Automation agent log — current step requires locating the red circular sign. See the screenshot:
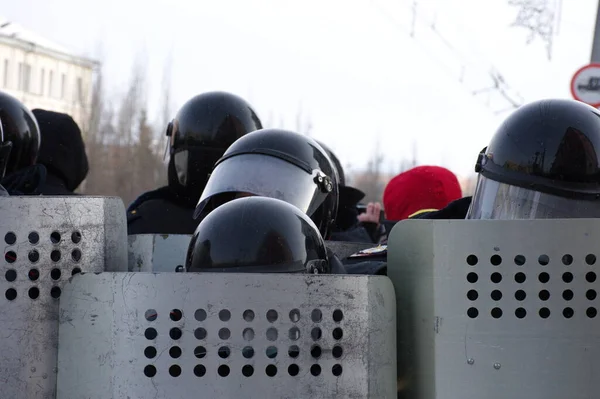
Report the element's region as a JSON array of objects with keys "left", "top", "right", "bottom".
[{"left": 570, "top": 63, "right": 600, "bottom": 108}]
